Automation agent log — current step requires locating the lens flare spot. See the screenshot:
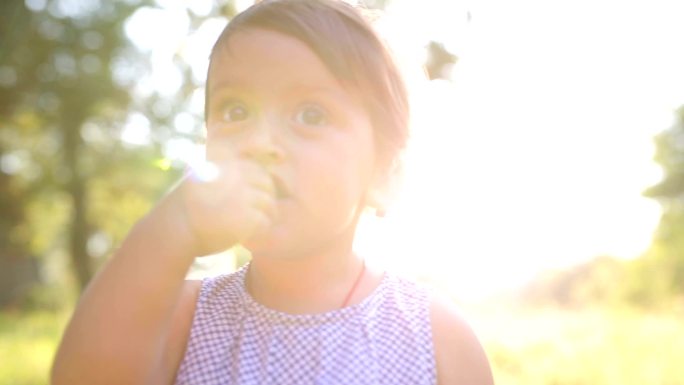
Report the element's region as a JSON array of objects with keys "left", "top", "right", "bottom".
[
  {"left": 188, "top": 160, "right": 219, "bottom": 182},
  {"left": 154, "top": 157, "right": 173, "bottom": 171}
]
